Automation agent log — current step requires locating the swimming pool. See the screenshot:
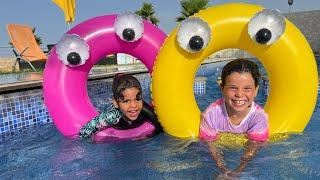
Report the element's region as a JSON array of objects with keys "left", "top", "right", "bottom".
[{"left": 0, "top": 60, "right": 319, "bottom": 179}]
